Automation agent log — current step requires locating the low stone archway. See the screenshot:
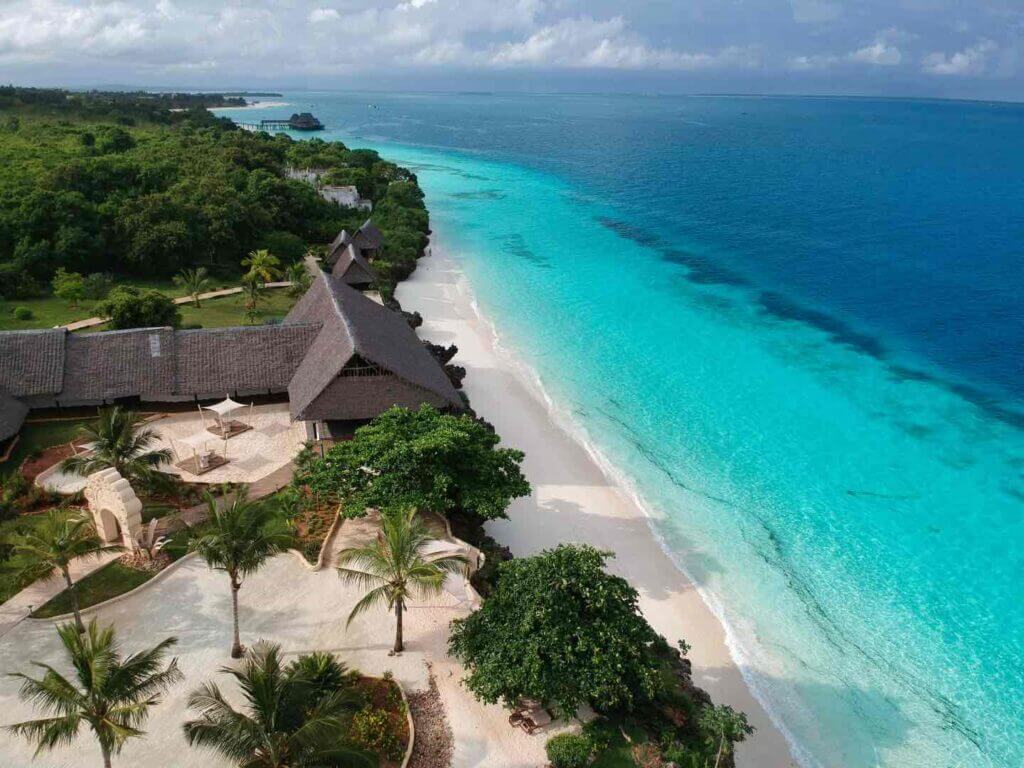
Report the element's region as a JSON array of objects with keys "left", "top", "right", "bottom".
[{"left": 83, "top": 468, "right": 142, "bottom": 550}]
